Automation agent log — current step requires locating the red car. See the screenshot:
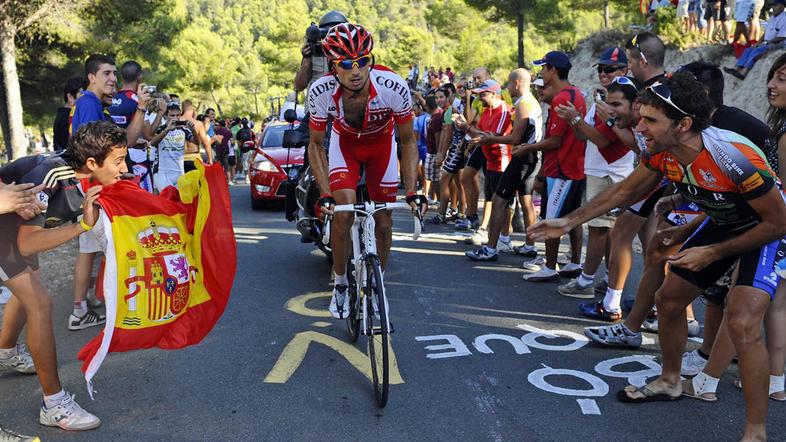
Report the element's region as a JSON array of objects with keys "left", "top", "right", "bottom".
[{"left": 249, "top": 121, "right": 305, "bottom": 210}]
